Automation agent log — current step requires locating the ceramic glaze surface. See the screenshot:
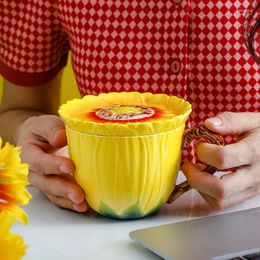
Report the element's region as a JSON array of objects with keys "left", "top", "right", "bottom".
[{"left": 59, "top": 92, "right": 191, "bottom": 219}]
